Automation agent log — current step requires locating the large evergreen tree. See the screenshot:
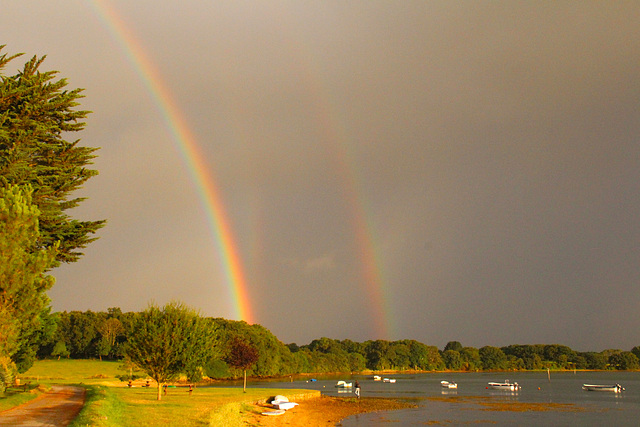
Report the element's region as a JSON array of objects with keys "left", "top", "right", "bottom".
[
  {"left": 0, "top": 185, "right": 57, "bottom": 373},
  {"left": 0, "top": 45, "right": 105, "bottom": 265}
]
